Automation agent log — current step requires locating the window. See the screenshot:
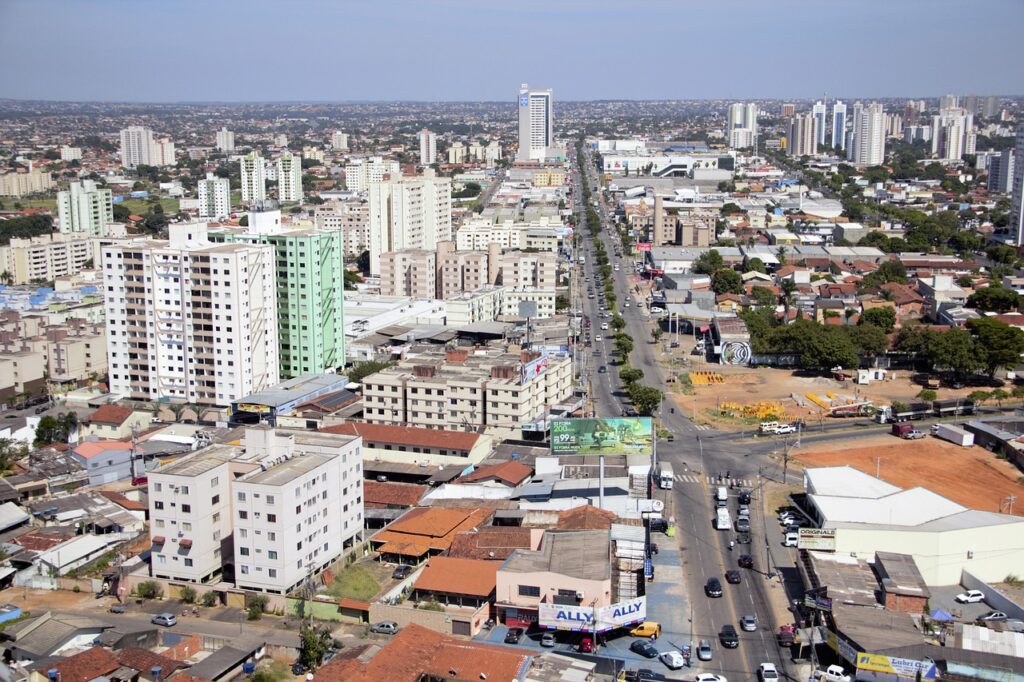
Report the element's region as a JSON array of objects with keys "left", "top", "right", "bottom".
[
  {"left": 154, "top": 483, "right": 162, "bottom": 492},
  {"left": 240, "top": 565, "right": 249, "bottom": 575},
  {"left": 268, "top": 569, "right": 277, "bottom": 578},
  {"left": 237, "top": 492, "right": 246, "bottom": 502},
  {"left": 154, "top": 501, "right": 164, "bottom": 510},
  {"left": 181, "top": 504, "right": 191, "bottom": 513},
  {"left": 240, "top": 547, "right": 250, "bottom": 556},
  {"left": 518, "top": 585, "right": 541, "bottom": 597},
  {"left": 180, "top": 485, "right": 190, "bottom": 494},
  {"left": 210, "top": 476, "right": 219, "bottom": 487},
  {"left": 268, "top": 551, "right": 278, "bottom": 560},
  {"left": 213, "top": 512, "right": 220, "bottom": 523},
  {"left": 266, "top": 495, "right": 275, "bottom": 504},
  {"left": 267, "top": 531, "right": 276, "bottom": 541},
  {"left": 267, "top": 514, "right": 277, "bottom": 523},
  {"left": 211, "top": 495, "right": 220, "bottom": 505},
  {"left": 239, "top": 529, "right": 248, "bottom": 538},
  {"left": 182, "top": 522, "right": 192, "bottom": 531},
  {"left": 184, "top": 558, "right": 193, "bottom": 567},
  {"left": 239, "top": 511, "right": 248, "bottom": 519},
  {"left": 157, "top": 555, "right": 166, "bottom": 565},
  {"left": 154, "top": 519, "right": 165, "bottom": 529}
]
